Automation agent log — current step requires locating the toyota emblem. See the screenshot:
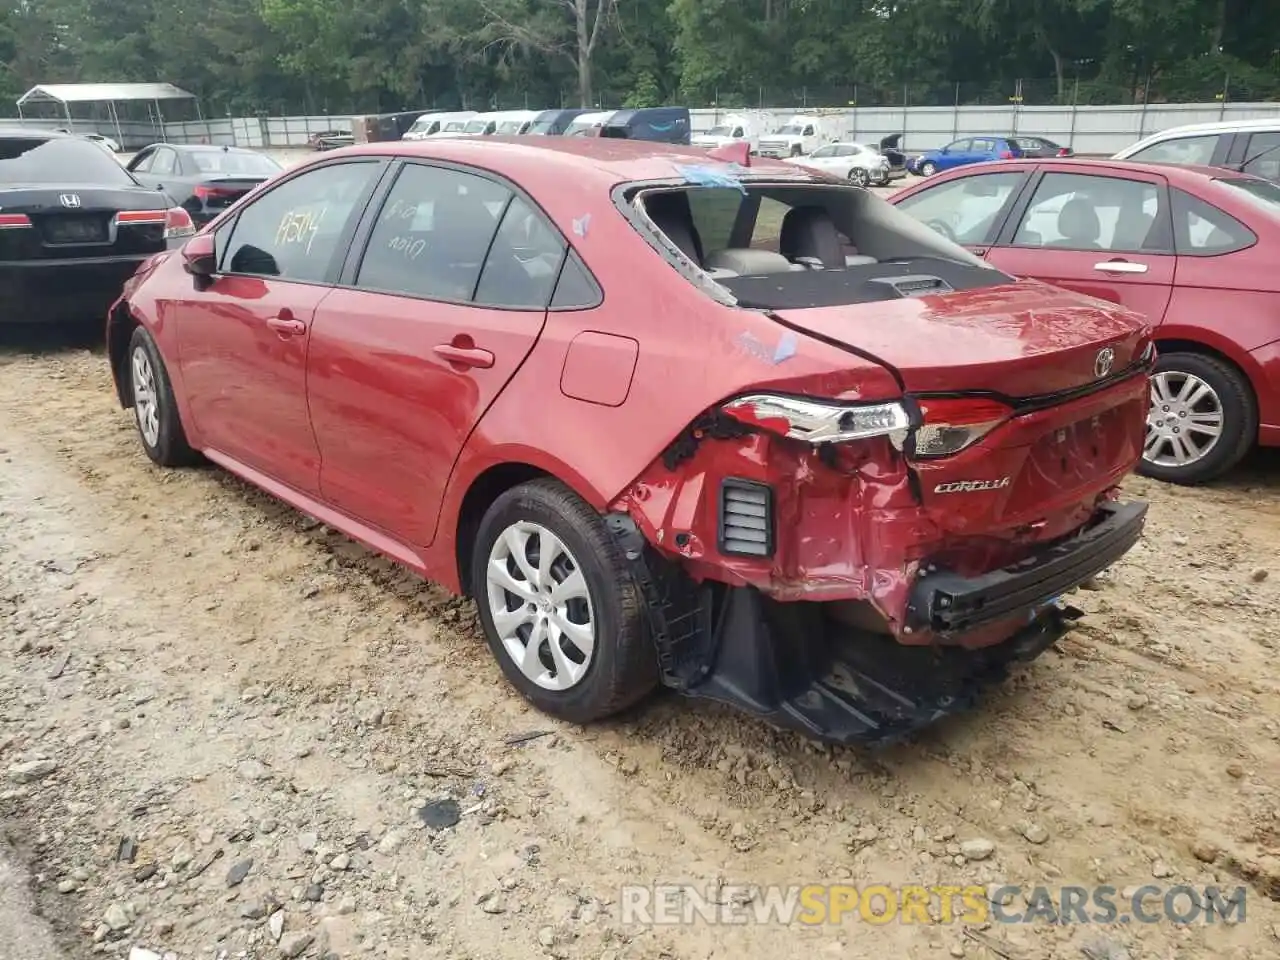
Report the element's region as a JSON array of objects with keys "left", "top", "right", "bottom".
[
  {"left": 59, "top": 194, "right": 81, "bottom": 208},
  {"left": 1094, "top": 346, "right": 1115, "bottom": 379}
]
